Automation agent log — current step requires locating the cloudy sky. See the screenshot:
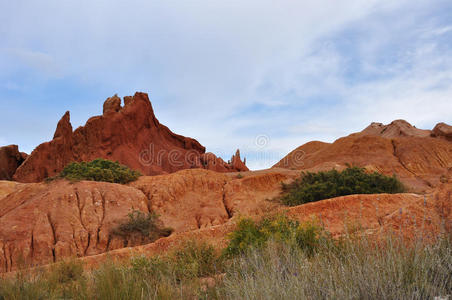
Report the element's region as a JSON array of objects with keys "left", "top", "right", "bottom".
[{"left": 1, "top": 0, "right": 451, "bottom": 169}]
